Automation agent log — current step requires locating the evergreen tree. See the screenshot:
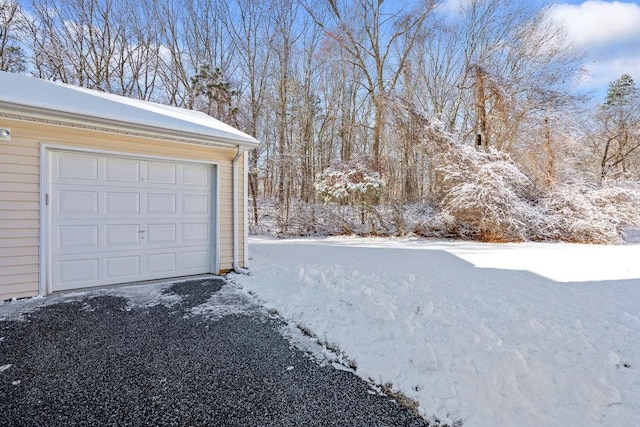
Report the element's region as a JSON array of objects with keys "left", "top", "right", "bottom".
[
  {"left": 604, "top": 74, "right": 638, "bottom": 107},
  {"left": 599, "top": 74, "right": 640, "bottom": 179},
  {"left": 189, "top": 64, "right": 238, "bottom": 125}
]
